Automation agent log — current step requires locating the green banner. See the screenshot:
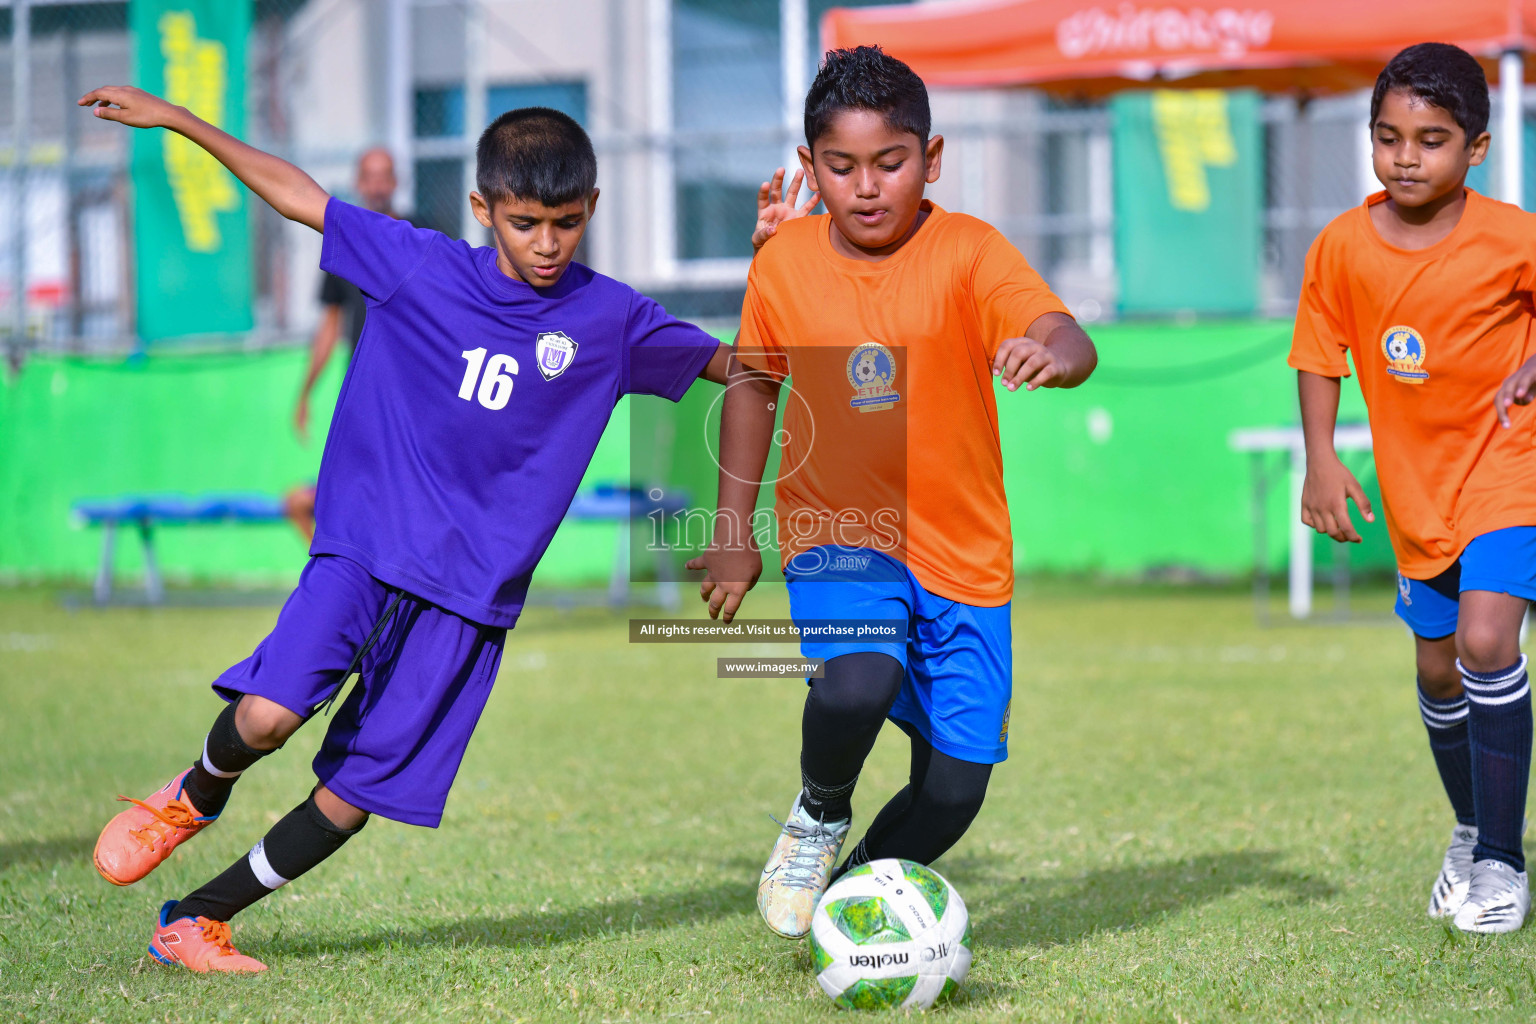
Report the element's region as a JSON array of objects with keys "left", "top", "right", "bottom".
[
  {"left": 130, "top": 0, "right": 252, "bottom": 341},
  {"left": 1112, "top": 89, "right": 1261, "bottom": 315}
]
